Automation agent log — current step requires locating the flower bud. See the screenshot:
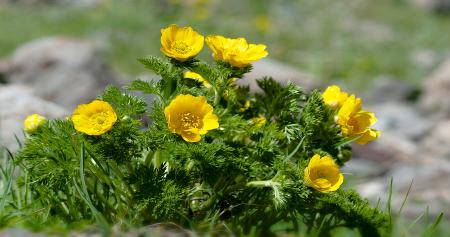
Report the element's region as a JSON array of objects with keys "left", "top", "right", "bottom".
[{"left": 24, "top": 114, "right": 46, "bottom": 134}]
